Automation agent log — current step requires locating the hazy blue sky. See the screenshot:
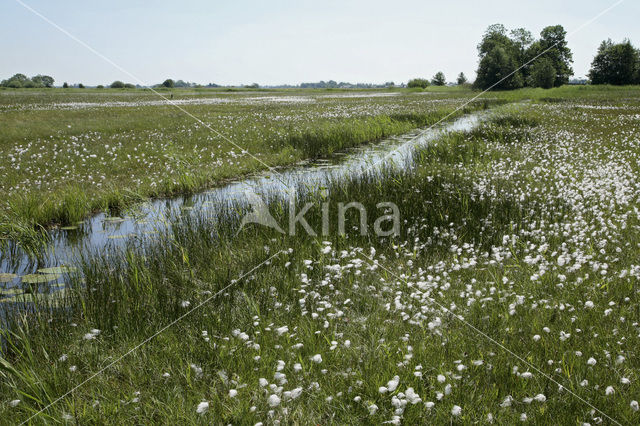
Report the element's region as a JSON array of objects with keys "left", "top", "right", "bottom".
[{"left": 1, "top": 0, "right": 638, "bottom": 86}]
